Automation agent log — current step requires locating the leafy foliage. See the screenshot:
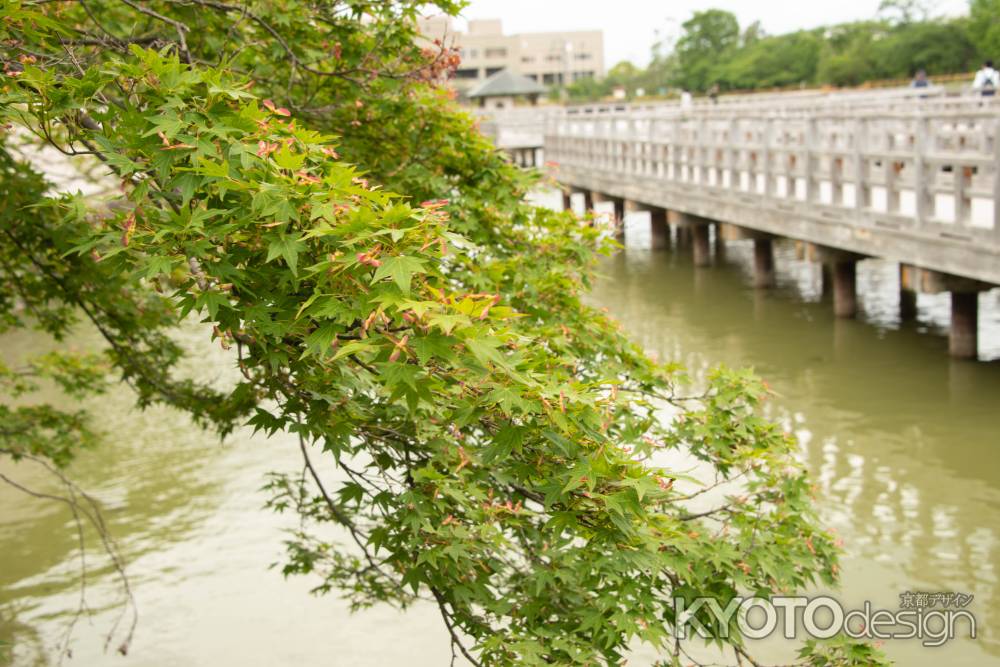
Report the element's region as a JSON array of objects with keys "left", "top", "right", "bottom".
[
  {"left": 798, "top": 636, "right": 892, "bottom": 666},
  {"left": 565, "top": 5, "right": 983, "bottom": 99},
  {"left": 0, "top": 2, "right": 888, "bottom": 665},
  {"left": 671, "top": 10, "right": 741, "bottom": 92},
  {"left": 969, "top": 0, "right": 1000, "bottom": 60}
]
